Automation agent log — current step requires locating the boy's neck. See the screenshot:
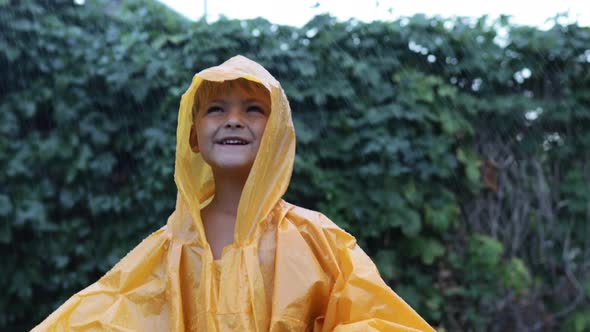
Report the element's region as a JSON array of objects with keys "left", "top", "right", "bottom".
[{"left": 208, "top": 169, "right": 250, "bottom": 216}]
